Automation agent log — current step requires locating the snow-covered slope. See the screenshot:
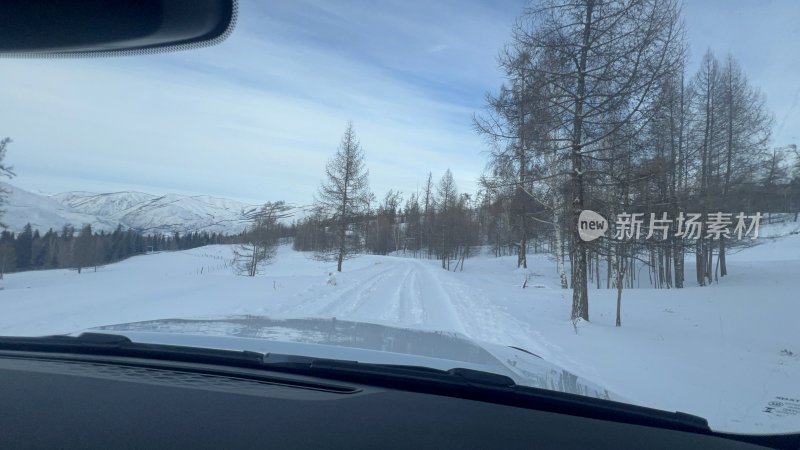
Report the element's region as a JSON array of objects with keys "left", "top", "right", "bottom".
[
  {"left": 1, "top": 183, "right": 119, "bottom": 233},
  {"left": 1, "top": 182, "right": 255, "bottom": 234},
  {"left": 52, "top": 191, "right": 158, "bottom": 218},
  {"left": 53, "top": 190, "right": 255, "bottom": 234}
]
